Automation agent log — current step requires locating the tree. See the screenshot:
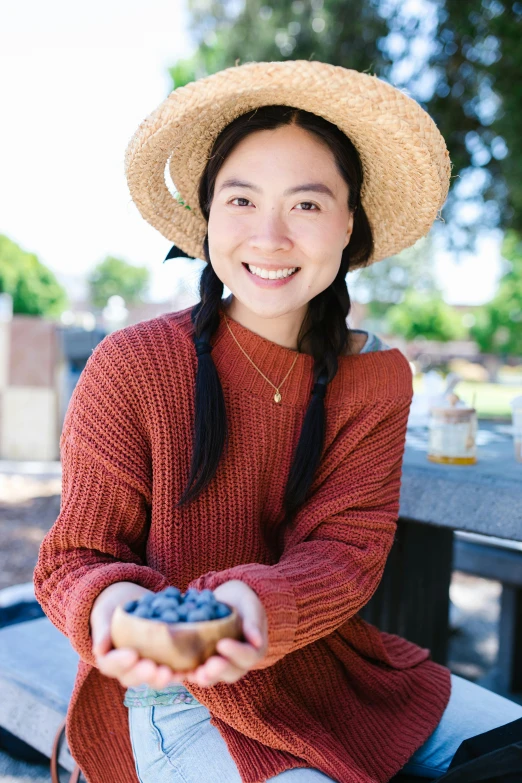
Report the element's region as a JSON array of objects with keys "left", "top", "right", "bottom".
[
  {"left": 0, "top": 234, "right": 68, "bottom": 317},
  {"left": 388, "top": 0, "right": 522, "bottom": 252},
  {"left": 385, "top": 290, "right": 467, "bottom": 342},
  {"left": 176, "top": 0, "right": 522, "bottom": 258},
  {"left": 348, "top": 235, "right": 441, "bottom": 320},
  {"left": 172, "top": 0, "right": 395, "bottom": 88},
  {"left": 87, "top": 256, "right": 150, "bottom": 310},
  {"left": 470, "top": 228, "right": 522, "bottom": 355}
]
